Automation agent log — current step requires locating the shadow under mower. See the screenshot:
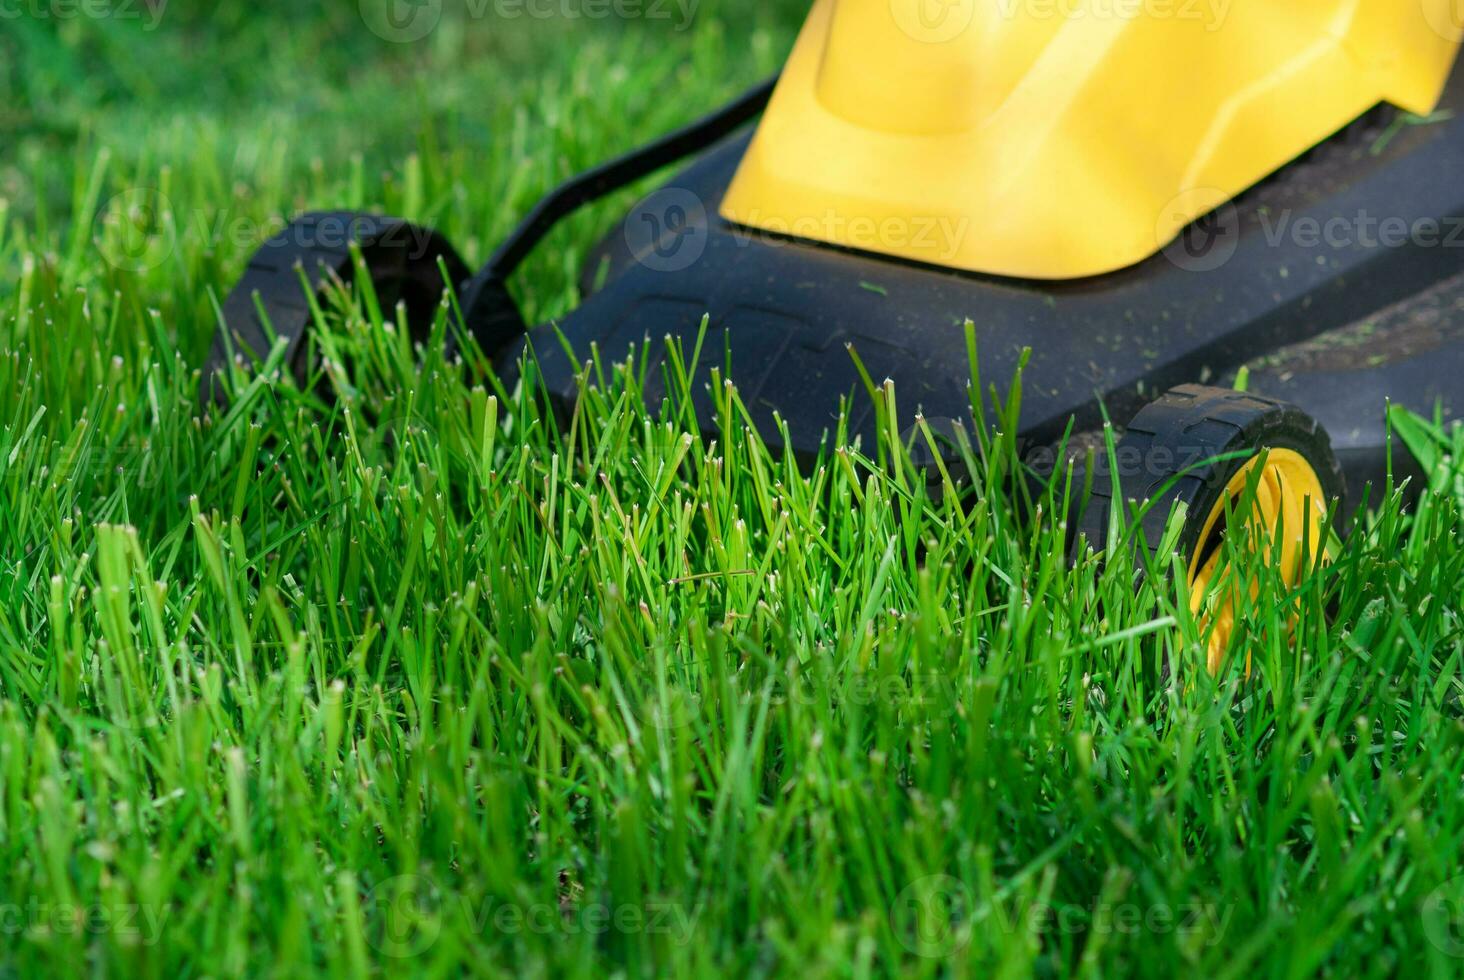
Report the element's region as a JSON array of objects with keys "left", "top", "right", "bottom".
[{"left": 209, "top": 2, "right": 1464, "bottom": 665}]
